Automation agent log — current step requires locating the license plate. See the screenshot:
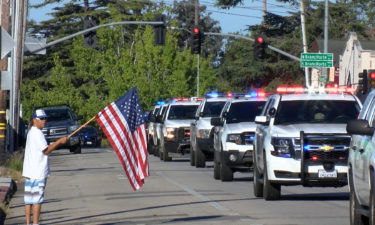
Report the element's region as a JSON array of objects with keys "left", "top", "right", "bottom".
[
  {"left": 87, "top": 141, "right": 92, "bottom": 144},
  {"left": 318, "top": 169, "right": 337, "bottom": 178}
]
